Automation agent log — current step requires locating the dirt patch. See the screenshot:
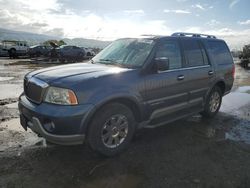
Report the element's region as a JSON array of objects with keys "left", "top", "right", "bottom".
[{"left": 0, "top": 98, "right": 18, "bottom": 106}]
